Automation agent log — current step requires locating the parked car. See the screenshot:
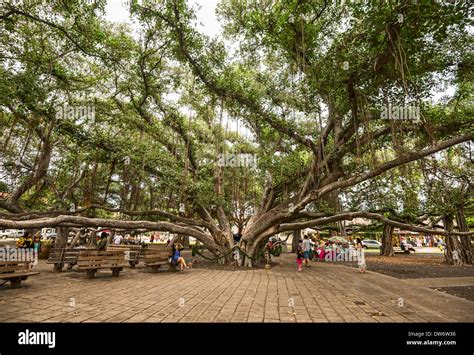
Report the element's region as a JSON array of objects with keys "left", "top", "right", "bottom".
[
  {"left": 0, "top": 229, "right": 26, "bottom": 239},
  {"left": 361, "top": 239, "right": 382, "bottom": 249},
  {"left": 41, "top": 228, "right": 58, "bottom": 240}
]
